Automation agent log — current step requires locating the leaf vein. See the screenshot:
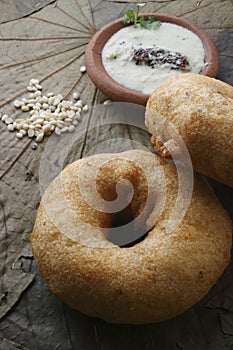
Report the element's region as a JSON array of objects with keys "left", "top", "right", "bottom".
[
  {"left": 0, "top": 42, "right": 88, "bottom": 72},
  {"left": 30, "top": 15, "right": 91, "bottom": 35}
]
